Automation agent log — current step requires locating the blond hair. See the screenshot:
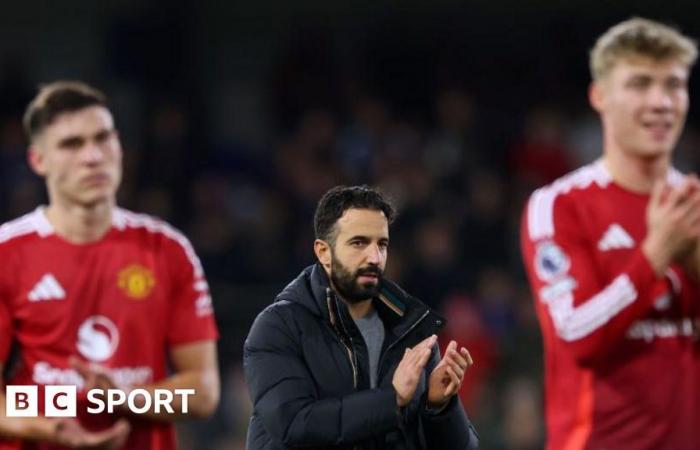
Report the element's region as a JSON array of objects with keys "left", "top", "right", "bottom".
[{"left": 590, "top": 17, "right": 697, "bottom": 80}]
